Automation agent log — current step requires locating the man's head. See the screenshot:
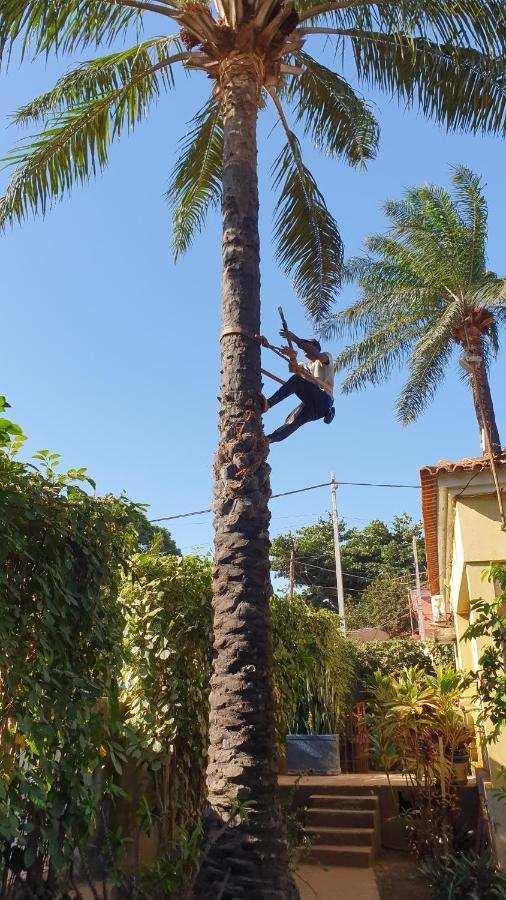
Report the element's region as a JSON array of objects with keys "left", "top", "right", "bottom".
[{"left": 303, "top": 338, "right": 321, "bottom": 359}]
